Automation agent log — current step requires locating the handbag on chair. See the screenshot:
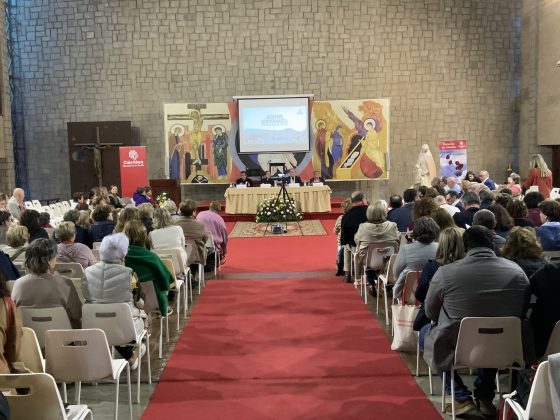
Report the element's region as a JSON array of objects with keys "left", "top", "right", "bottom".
[{"left": 391, "top": 287, "right": 419, "bottom": 352}]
